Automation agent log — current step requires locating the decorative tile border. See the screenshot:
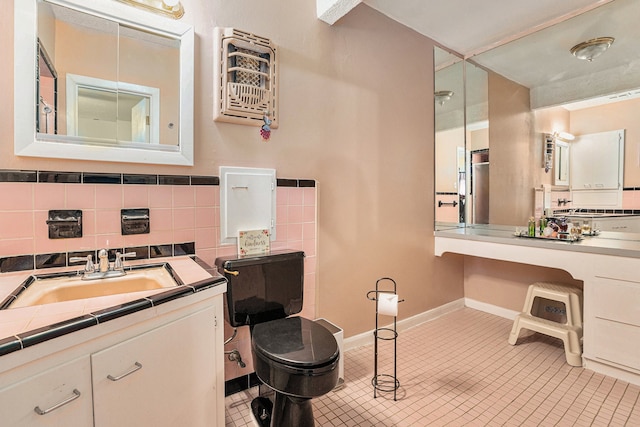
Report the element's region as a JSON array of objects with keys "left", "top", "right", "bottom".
[
  {"left": 0, "top": 169, "right": 315, "bottom": 188},
  {"left": 554, "top": 208, "right": 640, "bottom": 215},
  {"left": 0, "top": 242, "right": 196, "bottom": 273},
  {"left": 225, "top": 372, "right": 261, "bottom": 397}
]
